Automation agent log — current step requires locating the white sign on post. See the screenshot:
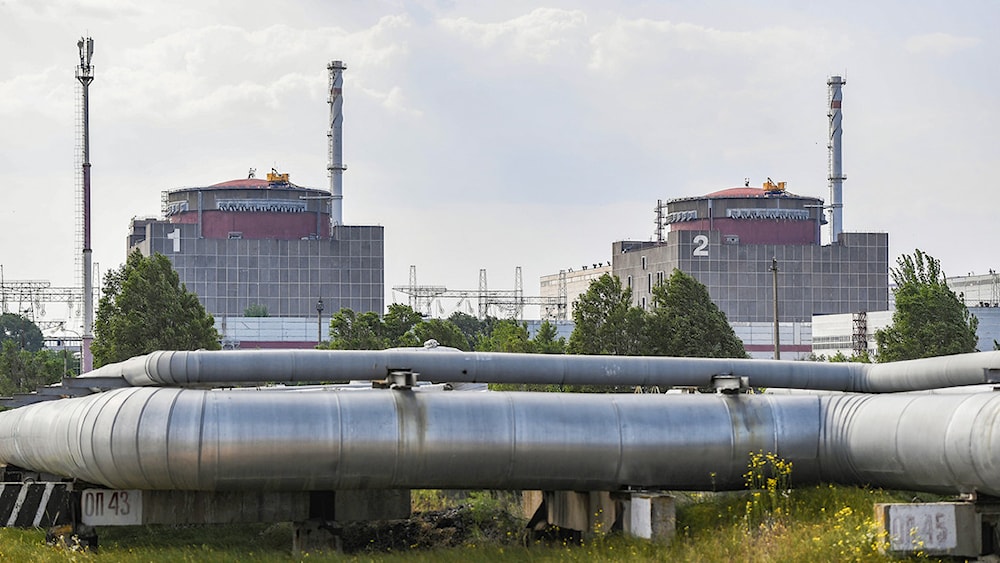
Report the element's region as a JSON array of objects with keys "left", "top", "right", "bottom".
[
  {"left": 888, "top": 504, "right": 957, "bottom": 551},
  {"left": 81, "top": 489, "right": 142, "bottom": 526}
]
